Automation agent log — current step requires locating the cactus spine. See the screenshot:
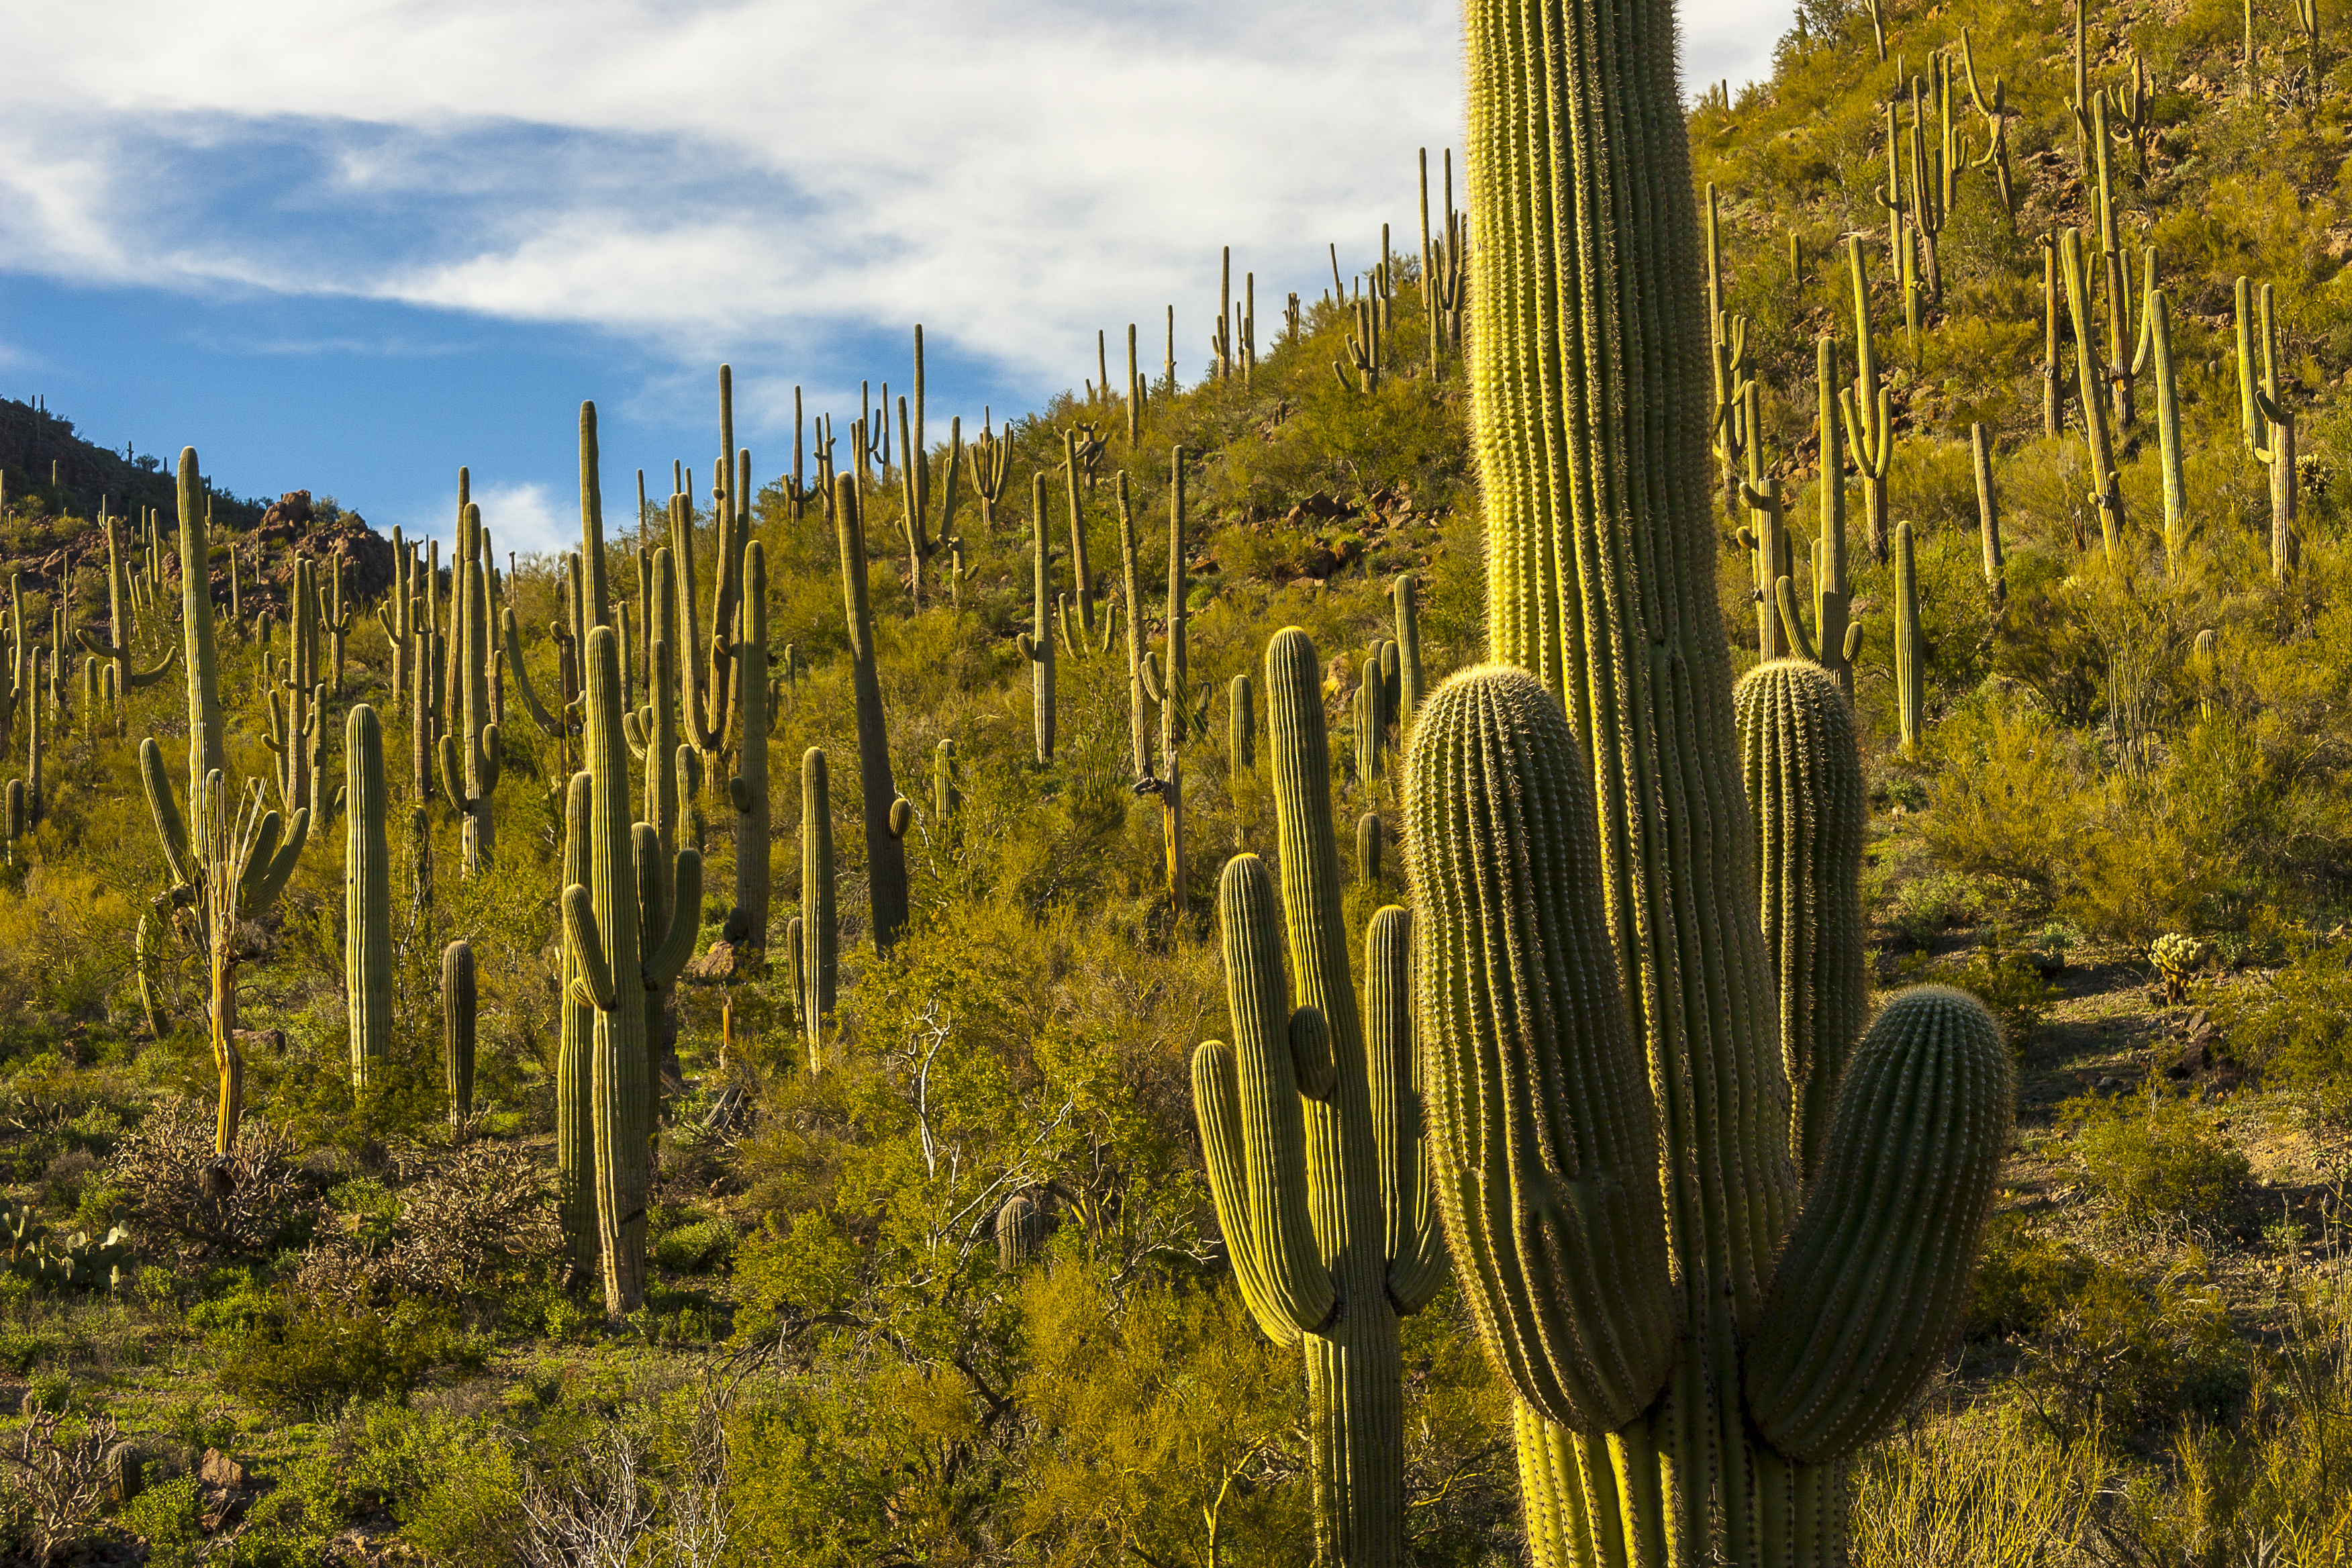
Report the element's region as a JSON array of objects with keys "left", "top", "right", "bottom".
[
  {"left": 344, "top": 705, "right": 392, "bottom": 1091},
  {"left": 1190, "top": 627, "right": 1444, "bottom": 1565},
  {"left": 560, "top": 626, "right": 700, "bottom": 1317},
  {"left": 1456, "top": 7, "right": 2014, "bottom": 1560},
  {"left": 800, "top": 746, "right": 836, "bottom": 1071},
  {"left": 1734, "top": 662, "right": 1867, "bottom": 1177},
  {"left": 722, "top": 542, "right": 770, "bottom": 950},
  {"left": 1017, "top": 472, "right": 1056, "bottom": 765},
  {"left": 443, "top": 938, "right": 475, "bottom": 1130},
  {"left": 834, "top": 476, "right": 911, "bottom": 954}
]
